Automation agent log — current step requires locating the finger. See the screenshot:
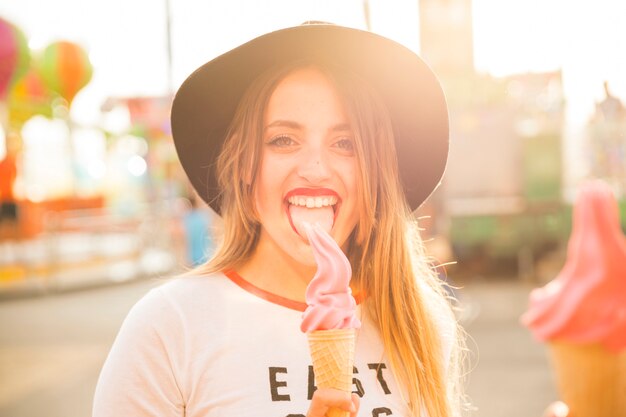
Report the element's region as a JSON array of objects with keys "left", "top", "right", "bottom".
[
  {"left": 307, "top": 388, "right": 354, "bottom": 417},
  {"left": 543, "top": 401, "right": 570, "bottom": 417},
  {"left": 349, "top": 393, "right": 361, "bottom": 417}
]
